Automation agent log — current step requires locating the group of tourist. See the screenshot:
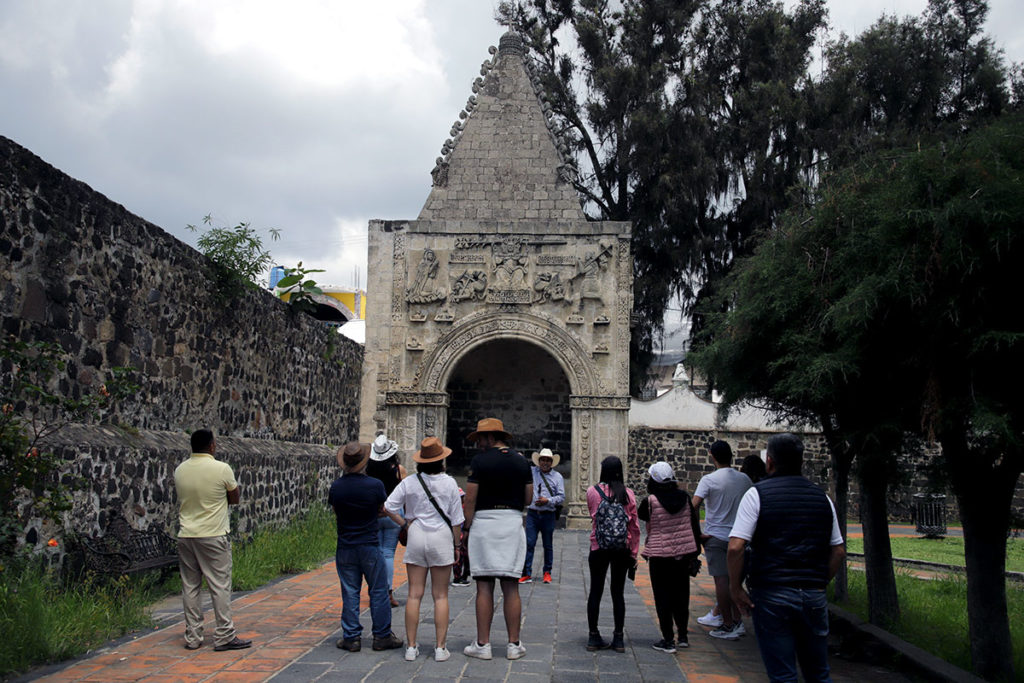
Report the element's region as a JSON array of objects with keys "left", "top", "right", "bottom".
[{"left": 173, "top": 422, "right": 845, "bottom": 681}]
